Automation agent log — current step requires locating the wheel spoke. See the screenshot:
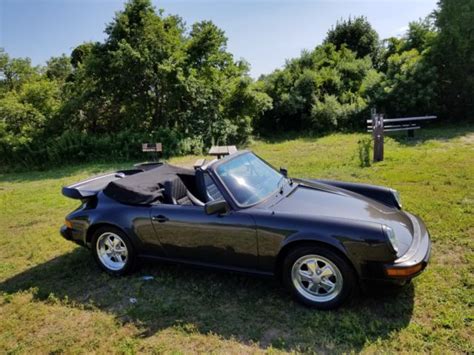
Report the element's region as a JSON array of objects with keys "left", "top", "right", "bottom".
[
  {"left": 306, "top": 260, "right": 318, "bottom": 275},
  {"left": 111, "top": 237, "right": 120, "bottom": 248},
  {"left": 320, "top": 278, "right": 335, "bottom": 292},
  {"left": 307, "top": 281, "right": 317, "bottom": 292},
  {"left": 320, "top": 266, "right": 334, "bottom": 278},
  {"left": 298, "top": 269, "right": 313, "bottom": 282},
  {"left": 104, "top": 238, "right": 113, "bottom": 249}
]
